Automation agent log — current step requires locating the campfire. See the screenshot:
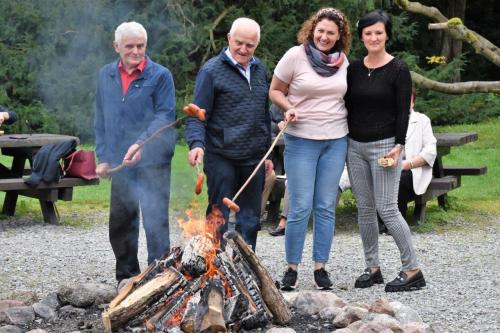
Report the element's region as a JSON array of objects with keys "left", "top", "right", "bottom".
[{"left": 102, "top": 208, "right": 291, "bottom": 332}]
